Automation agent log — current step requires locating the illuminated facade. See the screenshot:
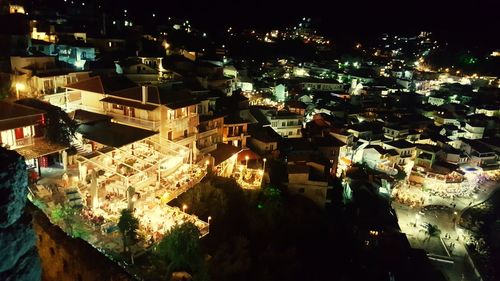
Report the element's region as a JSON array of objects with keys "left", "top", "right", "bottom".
[
  {"left": 222, "top": 116, "right": 250, "bottom": 148},
  {"left": 64, "top": 77, "right": 202, "bottom": 160}
]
